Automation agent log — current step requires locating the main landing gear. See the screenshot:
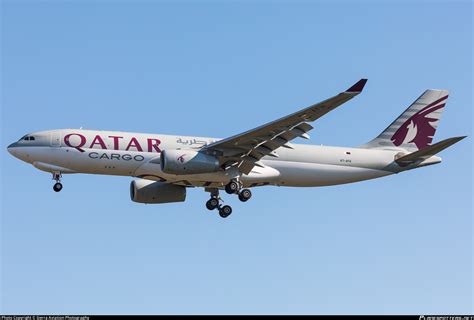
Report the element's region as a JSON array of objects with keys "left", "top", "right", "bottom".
[
  {"left": 205, "top": 189, "right": 233, "bottom": 218},
  {"left": 205, "top": 180, "right": 252, "bottom": 218},
  {"left": 238, "top": 188, "right": 252, "bottom": 202},
  {"left": 52, "top": 172, "right": 63, "bottom": 192},
  {"left": 206, "top": 196, "right": 232, "bottom": 218},
  {"left": 225, "top": 179, "right": 252, "bottom": 202}
]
